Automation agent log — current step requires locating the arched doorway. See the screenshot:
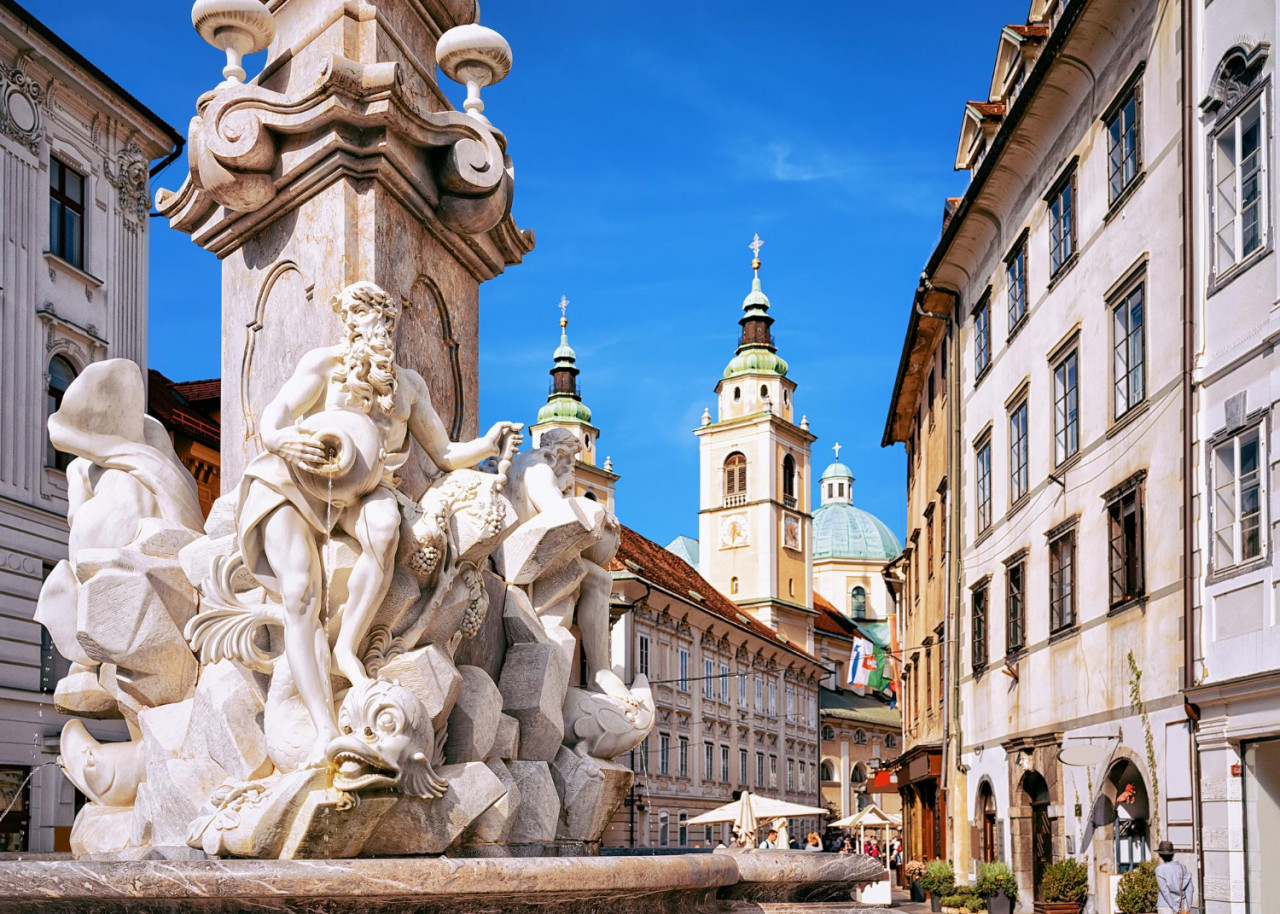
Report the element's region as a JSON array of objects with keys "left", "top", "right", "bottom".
[
  {"left": 1020, "top": 771, "right": 1051, "bottom": 901},
  {"left": 977, "top": 779, "right": 997, "bottom": 864},
  {"left": 1106, "top": 759, "right": 1150, "bottom": 874}
]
